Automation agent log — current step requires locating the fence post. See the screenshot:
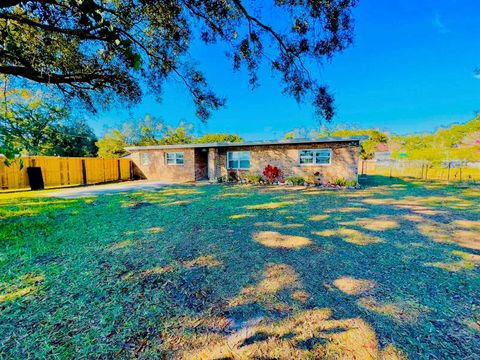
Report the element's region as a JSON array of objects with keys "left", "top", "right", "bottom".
[
  {"left": 81, "top": 159, "right": 87, "bottom": 185},
  {"left": 459, "top": 167, "right": 462, "bottom": 182},
  {"left": 447, "top": 162, "right": 451, "bottom": 184},
  {"left": 117, "top": 159, "right": 121, "bottom": 180}
]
